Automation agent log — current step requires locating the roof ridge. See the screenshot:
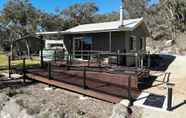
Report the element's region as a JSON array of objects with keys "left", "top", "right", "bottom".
[{"left": 70, "top": 17, "right": 143, "bottom": 28}]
